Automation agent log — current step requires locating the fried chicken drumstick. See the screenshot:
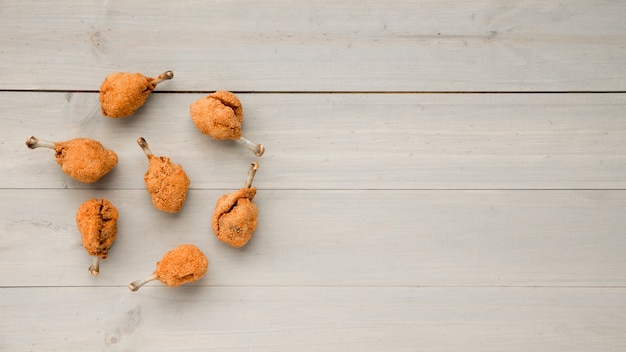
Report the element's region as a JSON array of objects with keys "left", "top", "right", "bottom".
[
  {"left": 129, "top": 244, "right": 208, "bottom": 291},
  {"left": 76, "top": 198, "right": 119, "bottom": 276},
  {"left": 26, "top": 136, "right": 118, "bottom": 183},
  {"left": 100, "top": 70, "right": 173, "bottom": 118},
  {"left": 137, "top": 137, "right": 190, "bottom": 213},
  {"left": 189, "top": 91, "right": 265, "bottom": 156},
  {"left": 212, "top": 162, "right": 260, "bottom": 248}
]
